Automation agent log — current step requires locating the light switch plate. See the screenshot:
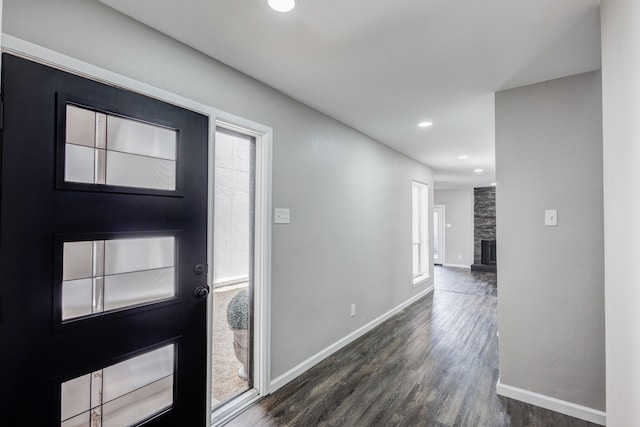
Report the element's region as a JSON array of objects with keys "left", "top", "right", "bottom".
[
  {"left": 545, "top": 209, "right": 558, "bottom": 226},
  {"left": 274, "top": 208, "right": 290, "bottom": 224}
]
